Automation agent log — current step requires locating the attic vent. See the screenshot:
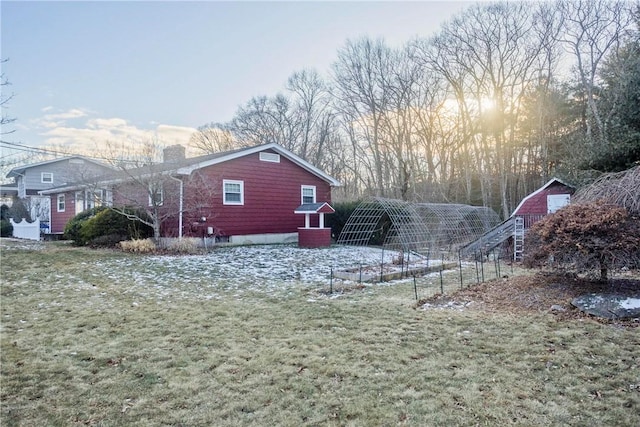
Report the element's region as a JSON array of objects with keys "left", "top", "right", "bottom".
[{"left": 260, "top": 152, "right": 280, "bottom": 163}]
